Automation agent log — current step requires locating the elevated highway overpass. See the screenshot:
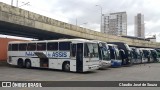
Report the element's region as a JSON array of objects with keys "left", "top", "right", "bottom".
[{"left": 0, "top": 2, "right": 160, "bottom": 48}]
